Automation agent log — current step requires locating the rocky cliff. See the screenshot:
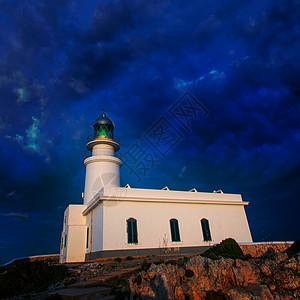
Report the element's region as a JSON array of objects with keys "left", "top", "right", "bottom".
[{"left": 129, "top": 248, "right": 300, "bottom": 299}]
